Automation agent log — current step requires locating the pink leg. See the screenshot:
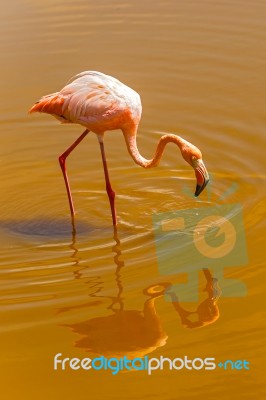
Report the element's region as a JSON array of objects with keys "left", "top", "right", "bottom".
[
  {"left": 98, "top": 136, "right": 117, "bottom": 226},
  {"left": 59, "top": 129, "right": 89, "bottom": 216}
]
